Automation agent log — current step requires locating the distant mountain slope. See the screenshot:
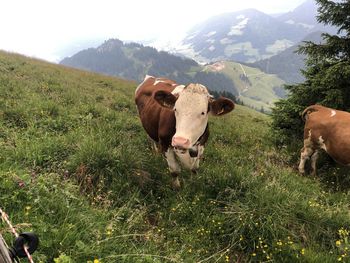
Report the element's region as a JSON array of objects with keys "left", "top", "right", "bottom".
[
  {"left": 276, "top": 0, "right": 336, "bottom": 34},
  {"left": 178, "top": 8, "right": 307, "bottom": 63},
  {"left": 168, "top": 0, "right": 335, "bottom": 64},
  {"left": 60, "top": 39, "right": 239, "bottom": 96},
  {"left": 248, "top": 31, "right": 324, "bottom": 84},
  {"left": 276, "top": 0, "right": 319, "bottom": 30},
  {"left": 61, "top": 39, "right": 197, "bottom": 83}
]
